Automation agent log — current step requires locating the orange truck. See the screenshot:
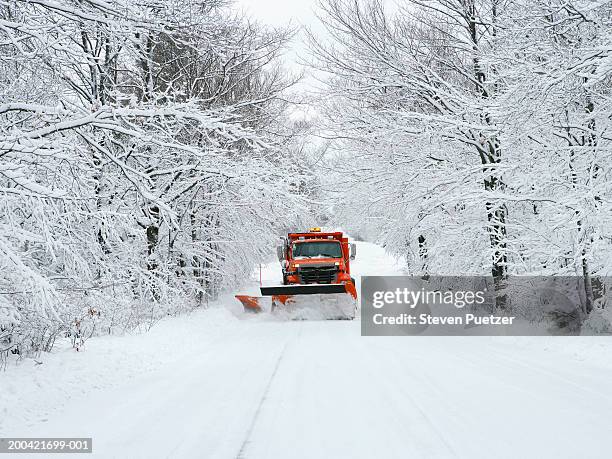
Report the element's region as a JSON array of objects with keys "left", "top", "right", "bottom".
[{"left": 236, "top": 228, "right": 357, "bottom": 319}]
